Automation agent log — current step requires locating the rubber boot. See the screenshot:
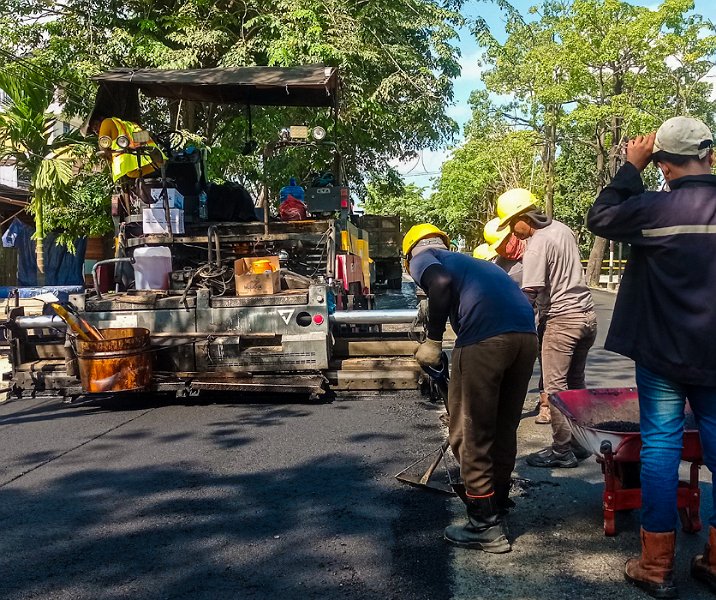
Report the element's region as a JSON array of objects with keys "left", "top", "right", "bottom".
[
  {"left": 692, "top": 526, "right": 716, "bottom": 592},
  {"left": 444, "top": 494, "right": 511, "bottom": 553},
  {"left": 493, "top": 480, "right": 516, "bottom": 515},
  {"left": 624, "top": 528, "right": 678, "bottom": 599}
]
